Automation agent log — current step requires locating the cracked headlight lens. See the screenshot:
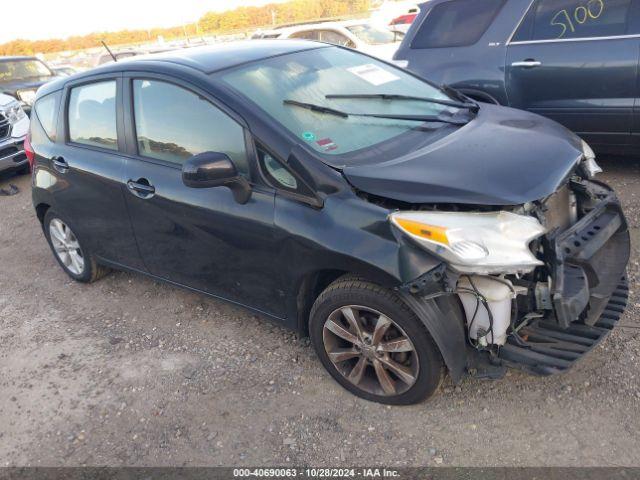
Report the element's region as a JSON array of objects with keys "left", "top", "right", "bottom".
[
  {"left": 16, "top": 89, "right": 37, "bottom": 105},
  {"left": 581, "top": 139, "right": 602, "bottom": 178},
  {"left": 1, "top": 100, "right": 26, "bottom": 123},
  {"left": 390, "top": 210, "right": 546, "bottom": 274}
]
